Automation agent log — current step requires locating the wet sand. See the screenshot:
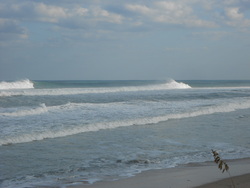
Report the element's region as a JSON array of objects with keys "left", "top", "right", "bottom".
[
  {"left": 67, "top": 158, "right": 250, "bottom": 188},
  {"left": 196, "top": 173, "right": 250, "bottom": 188}
]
